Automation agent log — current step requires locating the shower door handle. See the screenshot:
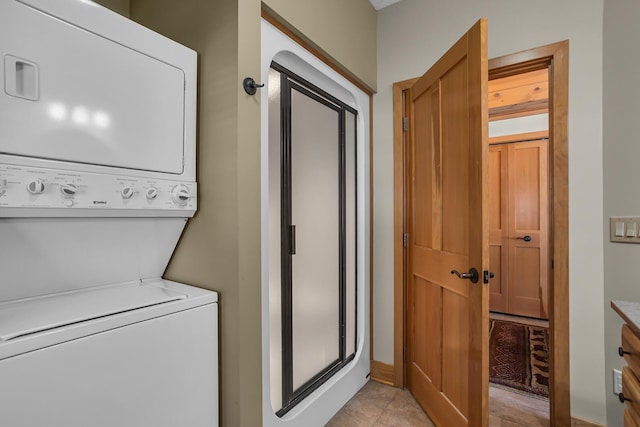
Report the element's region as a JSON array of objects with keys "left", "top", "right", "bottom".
[{"left": 289, "top": 225, "right": 296, "bottom": 255}]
